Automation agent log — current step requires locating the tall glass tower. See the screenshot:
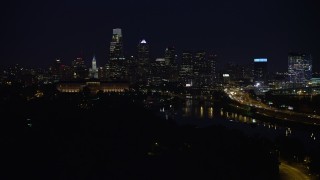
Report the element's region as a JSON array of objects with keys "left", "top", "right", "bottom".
[
  {"left": 253, "top": 58, "right": 268, "bottom": 83},
  {"left": 137, "top": 39, "right": 149, "bottom": 67},
  {"left": 288, "top": 53, "right": 312, "bottom": 86},
  {"left": 179, "top": 51, "right": 194, "bottom": 86},
  {"left": 107, "top": 28, "right": 126, "bottom": 80},
  {"left": 137, "top": 39, "right": 149, "bottom": 82},
  {"left": 164, "top": 47, "right": 176, "bottom": 66},
  {"left": 109, "top": 28, "right": 124, "bottom": 61}
]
